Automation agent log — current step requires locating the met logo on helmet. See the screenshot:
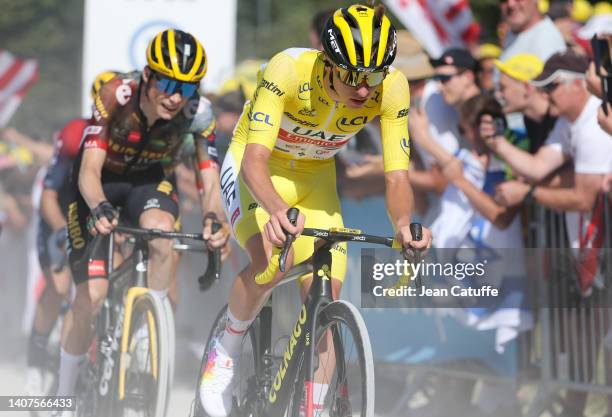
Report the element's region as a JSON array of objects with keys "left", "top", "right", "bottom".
[{"left": 327, "top": 29, "right": 341, "bottom": 55}]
